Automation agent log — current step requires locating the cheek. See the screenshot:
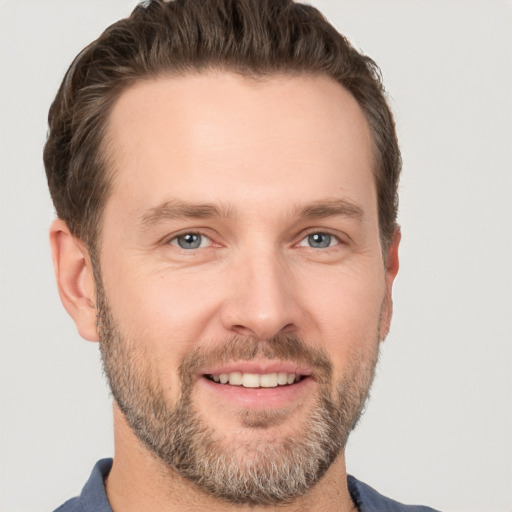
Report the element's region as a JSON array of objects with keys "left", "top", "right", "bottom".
[
  {"left": 103, "top": 264, "right": 224, "bottom": 358},
  {"left": 303, "top": 263, "right": 385, "bottom": 369}
]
